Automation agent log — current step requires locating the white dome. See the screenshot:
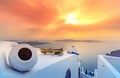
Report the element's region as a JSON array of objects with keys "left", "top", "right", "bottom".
[{"left": 8, "top": 44, "right": 38, "bottom": 72}]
